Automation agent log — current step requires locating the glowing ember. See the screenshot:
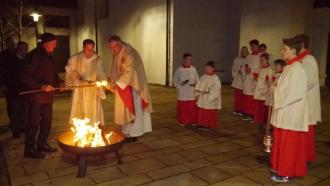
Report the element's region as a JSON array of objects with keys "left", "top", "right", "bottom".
[
  {"left": 96, "top": 80, "right": 108, "bottom": 87},
  {"left": 70, "top": 118, "right": 113, "bottom": 147}
]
